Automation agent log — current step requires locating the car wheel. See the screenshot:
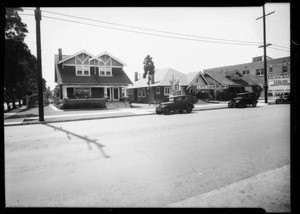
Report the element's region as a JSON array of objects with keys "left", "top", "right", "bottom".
[
  {"left": 156, "top": 110, "right": 161, "bottom": 114},
  {"left": 186, "top": 105, "right": 192, "bottom": 113},
  {"left": 243, "top": 103, "right": 247, "bottom": 108},
  {"left": 228, "top": 103, "right": 232, "bottom": 108},
  {"left": 252, "top": 102, "right": 257, "bottom": 107},
  {"left": 163, "top": 107, "right": 170, "bottom": 115},
  {"left": 179, "top": 110, "right": 183, "bottom": 113}
]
